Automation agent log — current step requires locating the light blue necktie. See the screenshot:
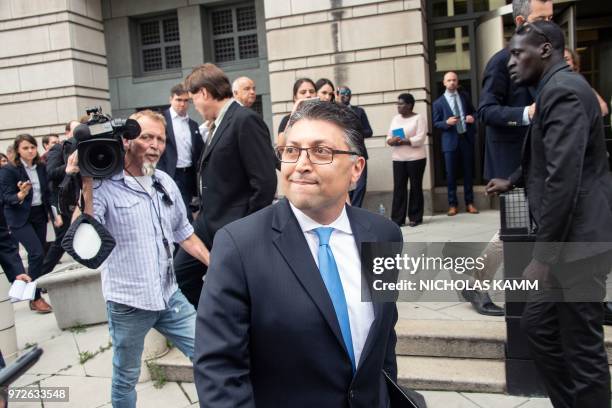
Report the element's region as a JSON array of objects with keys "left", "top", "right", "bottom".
[
  {"left": 314, "top": 227, "right": 356, "bottom": 372},
  {"left": 451, "top": 94, "right": 466, "bottom": 134}
]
